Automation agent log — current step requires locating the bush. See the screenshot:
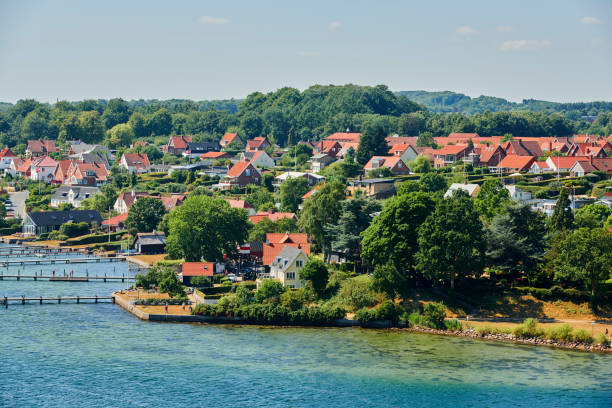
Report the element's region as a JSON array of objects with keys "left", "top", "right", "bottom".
[
  {"left": 254, "top": 280, "right": 285, "bottom": 303},
  {"left": 59, "top": 222, "right": 90, "bottom": 238},
  {"left": 48, "top": 230, "right": 68, "bottom": 241},
  {"left": 280, "top": 289, "right": 306, "bottom": 311},
  {"left": 355, "top": 300, "right": 403, "bottom": 326},
  {"left": 190, "top": 276, "right": 212, "bottom": 288},
  {"left": 355, "top": 307, "right": 376, "bottom": 325},
  {"left": 336, "top": 276, "right": 378, "bottom": 311},
  {"left": 512, "top": 318, "right": 545, "bottom": 338},
  {"left": 422, "top": 302, "right": 447, "bottom": 329},
  {"left": 545, "top": 324, "right": 574, "bottom": 342},
  {"left": 444, "top": 319, "right": 462, "bottom": 331},
  {"left": 66, "top": 231, "right": 125, "bottom": 245},
  {"left": 594, "top": 333, "right": 610, "bottom": 346},
  {"left": 573, "top": 329, "right": 593, "bottom": 344}
]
